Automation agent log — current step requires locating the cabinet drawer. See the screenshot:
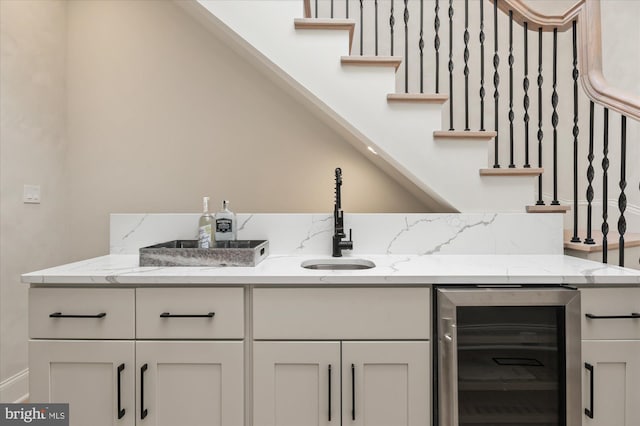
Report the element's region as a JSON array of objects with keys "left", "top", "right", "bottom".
[
  {"left": 29, "top": 288, "right": 135, "bottom": 339},
  {"left": 136, "top": 288, "right": 244, "bottom": 339},
  {"left": 253, "top": 287, "right": 430, "bottom": 339},
  {"left": 581, "top": 288, "right": 640, "bottom": 340}
]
